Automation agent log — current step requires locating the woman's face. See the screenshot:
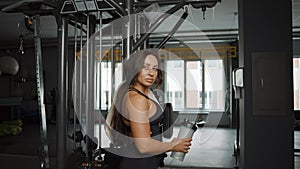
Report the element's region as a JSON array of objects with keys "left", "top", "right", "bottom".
[{"left": 136, "top": 54, "right": 159, "bottom": 87}]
